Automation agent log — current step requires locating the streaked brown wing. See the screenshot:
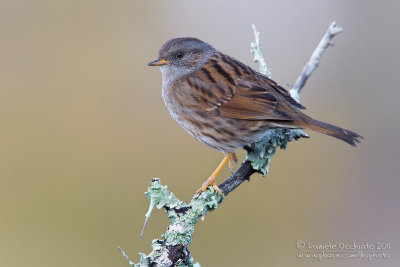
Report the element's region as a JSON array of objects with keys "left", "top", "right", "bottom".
[
  {"left": 186, "top": 52, "right": 298, "bottom": 121},
  {"left": 187, "top": 71, "right": 292, "bottom": 121},
  {"left": 217, "top": 79, "right": 293, "bottom": 121}
]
